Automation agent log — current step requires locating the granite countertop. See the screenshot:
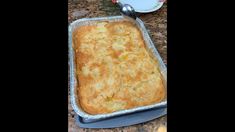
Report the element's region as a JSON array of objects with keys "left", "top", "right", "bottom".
[{"left": 68, "top": 0, "right": 167, "bottom": 131}]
